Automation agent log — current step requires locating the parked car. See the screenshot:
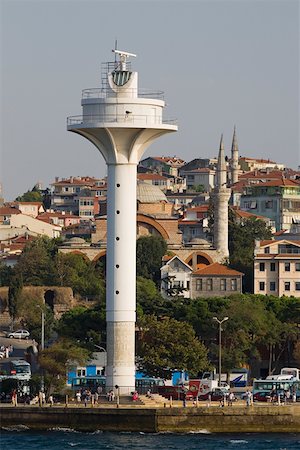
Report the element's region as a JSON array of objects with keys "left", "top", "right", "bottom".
[{"left": 6, "top": 330, "right": 30, "bottom": 339}]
